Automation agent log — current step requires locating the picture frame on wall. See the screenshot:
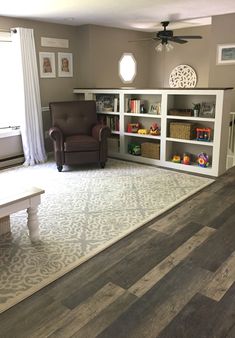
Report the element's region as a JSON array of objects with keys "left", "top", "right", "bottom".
[
  {"left": 217, "top": 44, "right": 235, "bottom": 65},
  {"left": 58, "top": 52, "right": 73, "bottom": 77},
  {"left": 39, "top": 52, "right": 56, "bottom": 78}
]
